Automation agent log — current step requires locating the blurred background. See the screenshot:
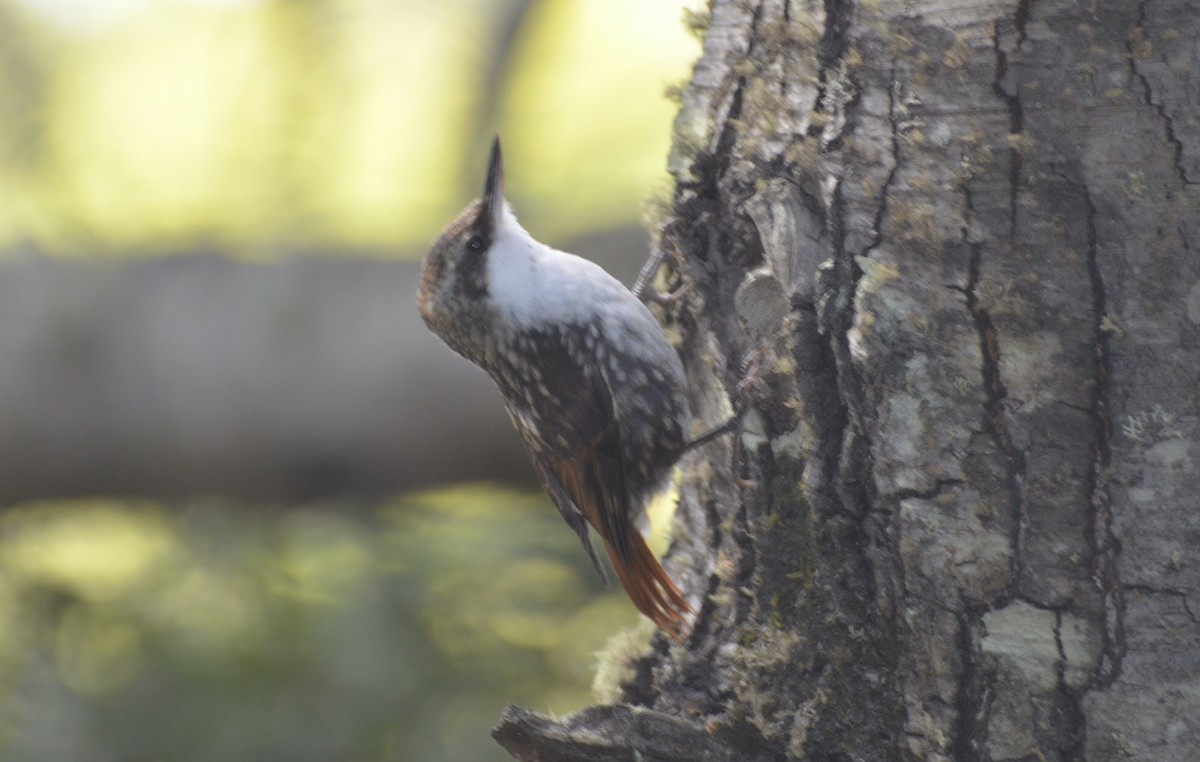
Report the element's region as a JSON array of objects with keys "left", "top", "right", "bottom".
[{"left": 0, "top": 0, "right": 703, "bottom": 758}]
